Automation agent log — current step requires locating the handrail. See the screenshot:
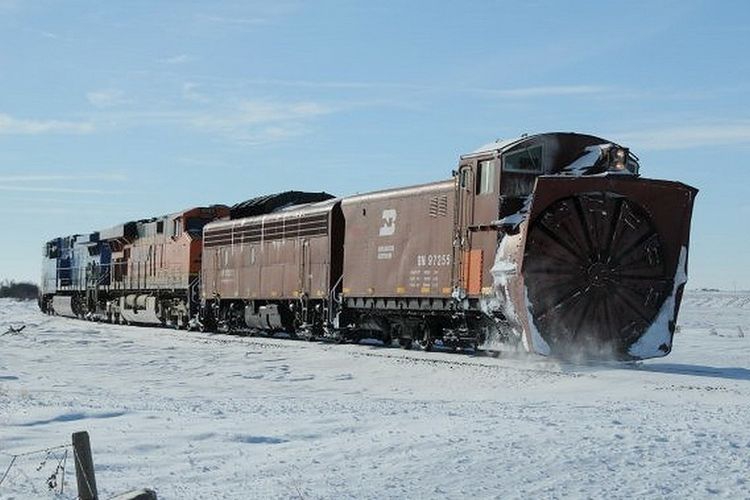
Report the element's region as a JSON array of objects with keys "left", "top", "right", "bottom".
[
  {"left": 327, "top": 274, "right": 344, "bottom": 324},
  {"left": 188, "top": 276, "right": 201, "bottom": 309},
  {"left": 45, "top": 261, "right": 197, "bottom": 292}
]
